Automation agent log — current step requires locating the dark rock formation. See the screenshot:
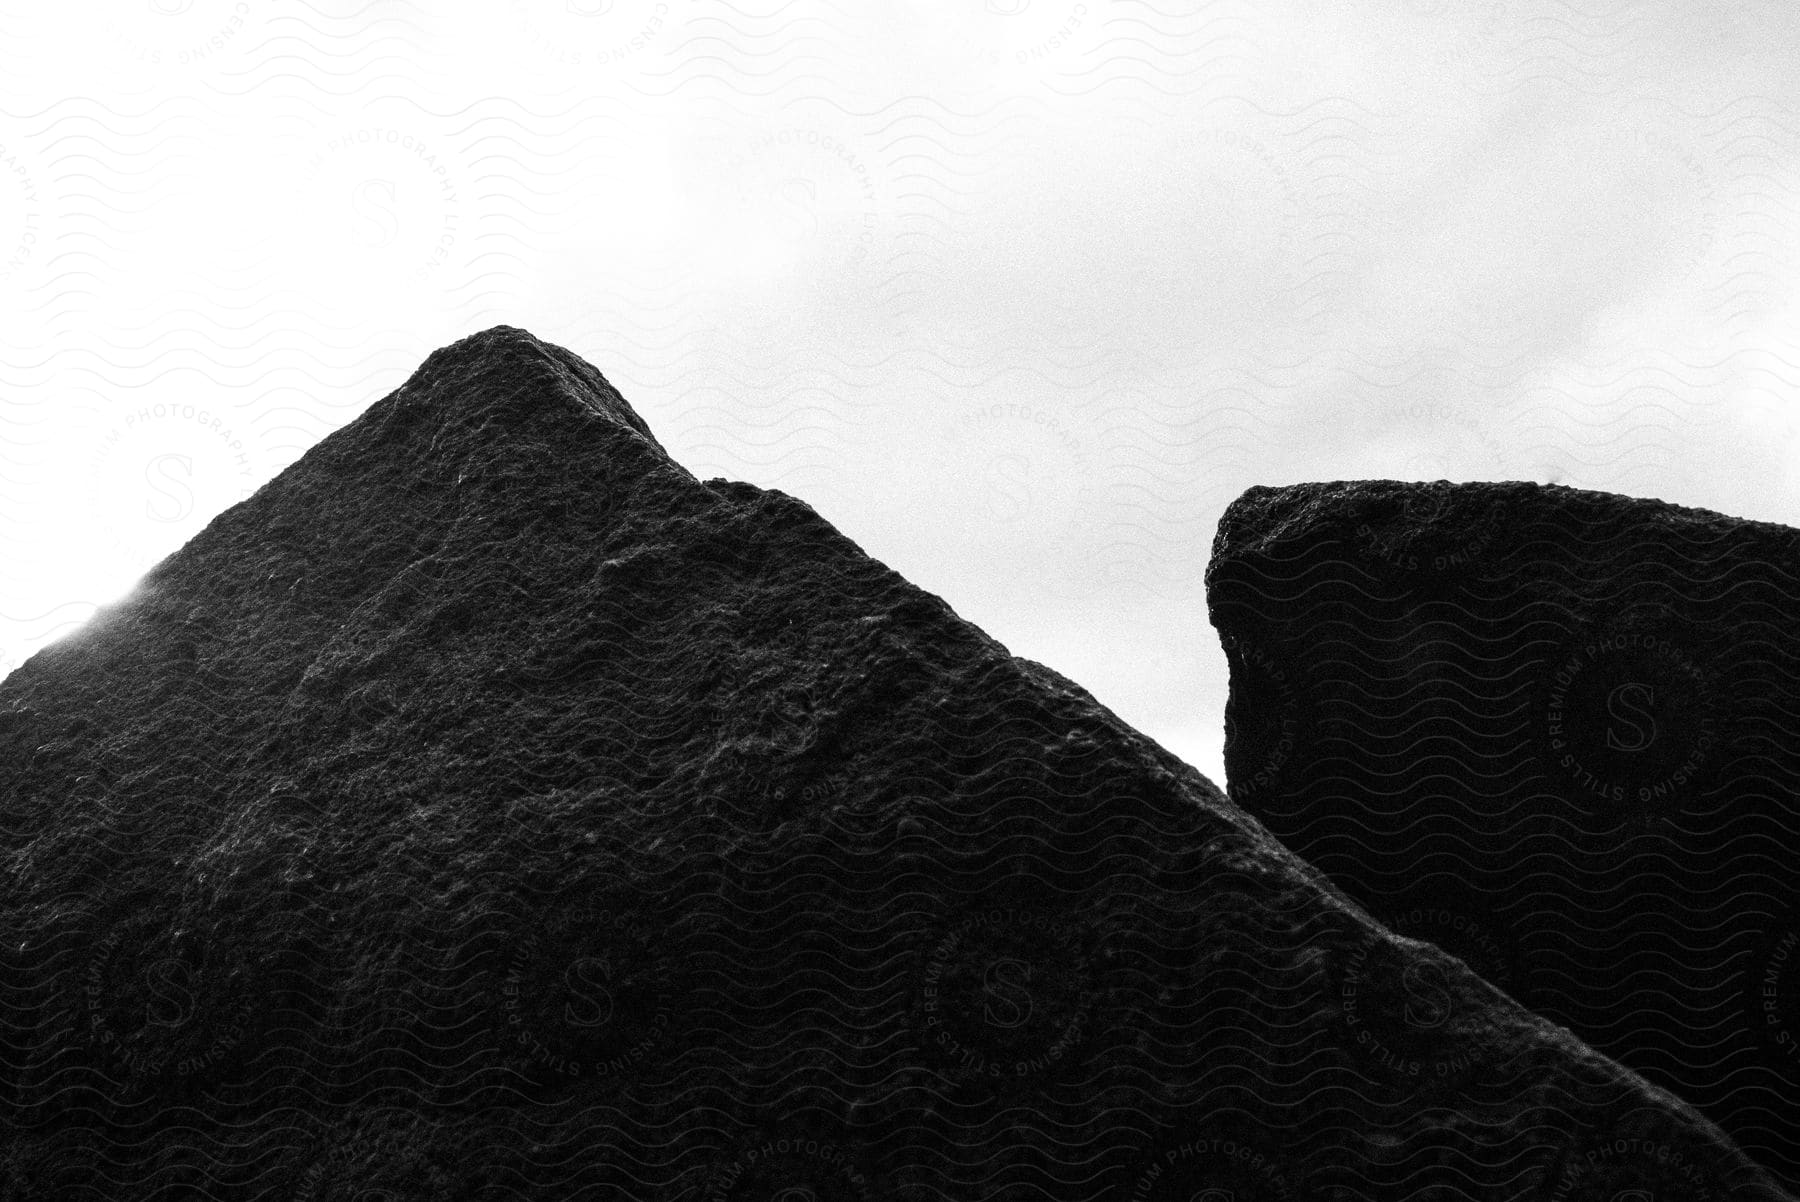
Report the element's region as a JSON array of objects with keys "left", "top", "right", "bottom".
[
  {"left": 1207, "top": 478, "right": 1800, "bottom": 1194},
  {"left": 0, "top": 332, "right": 1790, "bottom": 1199}
]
